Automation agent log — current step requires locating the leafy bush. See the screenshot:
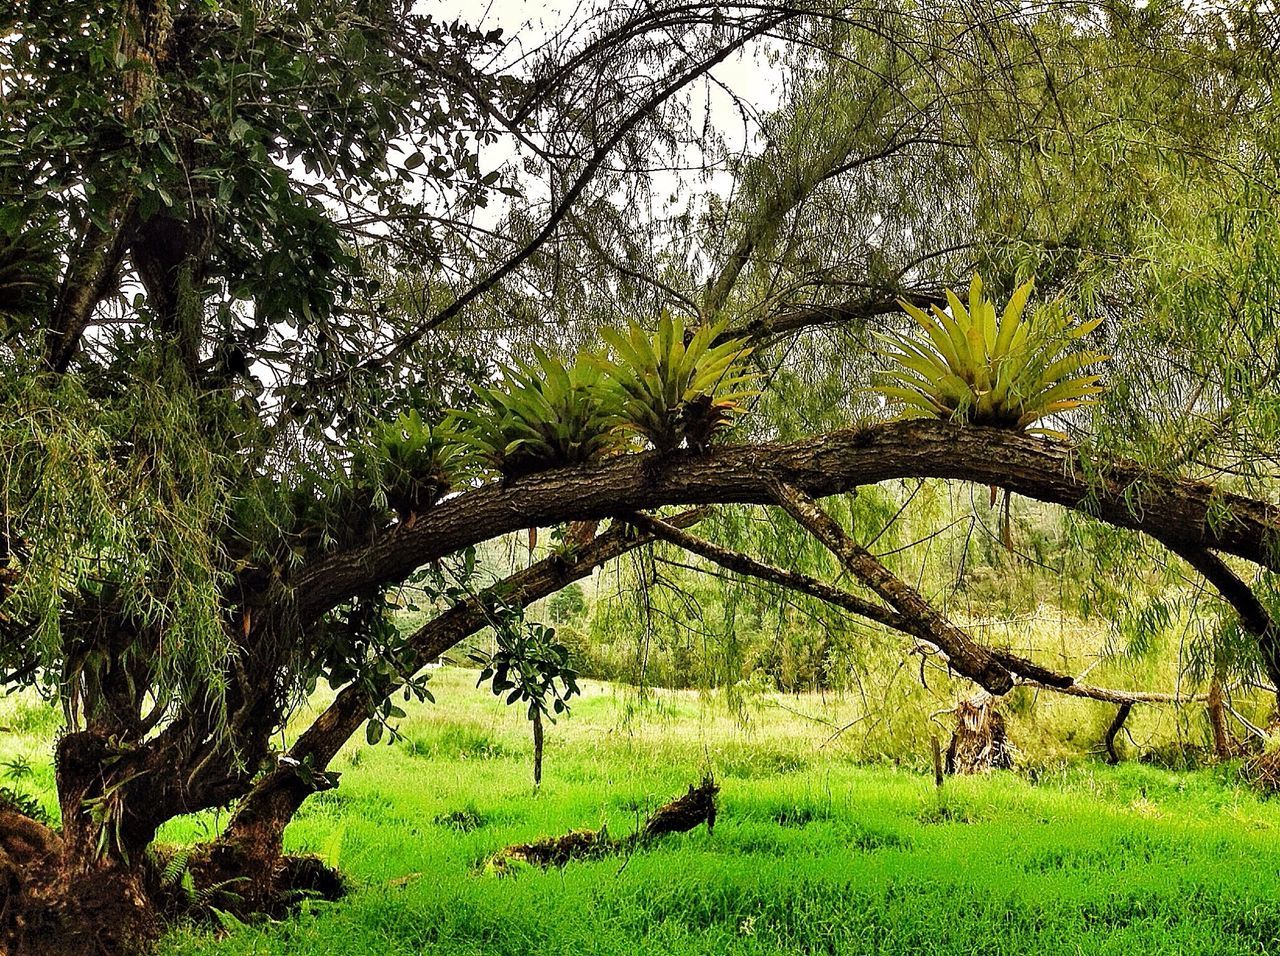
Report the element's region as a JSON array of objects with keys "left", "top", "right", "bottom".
[
  {"left": 594, "top": 314, "right": 756, "bottom": 452},
  {"left": 872, "top": 275, "right": 1106, "bottom": 437},
  {"left": 454, "top": 349, "right": 622, "bottom": 479},
  {"left": 547, "top": 584, "right": 587, "bottom": 624}
]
